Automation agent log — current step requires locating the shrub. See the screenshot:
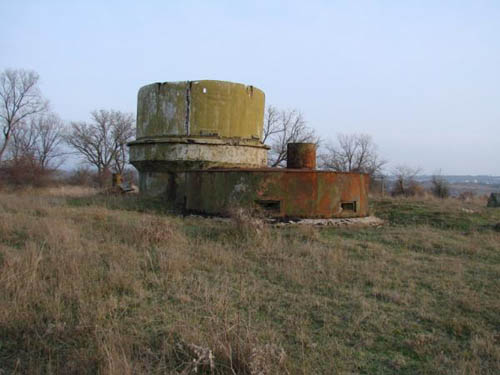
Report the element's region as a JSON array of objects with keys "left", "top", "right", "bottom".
[
  {"left": 458, "top": 191, "right": 475, "bottom": 202},
  {"left": 391, "top": 165, "right": 422, "bottom": 197},
  {"left": 391, "top": 179, "right": 424, "bottom": 197},
  {"left": 431, "top": 174, "right": 450, "bottom": 199},
  {"left": 0, "top": 156, "right": 57, "bottom": 187},
  {"left": 64, "top": 167, "right": 100, "bottom": 187}
]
